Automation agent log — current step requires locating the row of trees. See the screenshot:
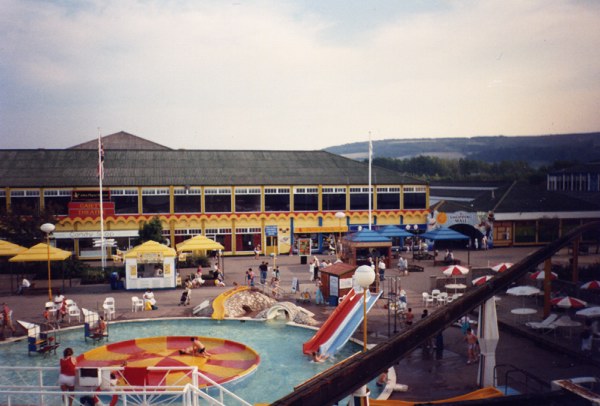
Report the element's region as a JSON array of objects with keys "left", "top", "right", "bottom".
[{"left": 371, "top": 156, "right": 579, "bottom": 182}]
